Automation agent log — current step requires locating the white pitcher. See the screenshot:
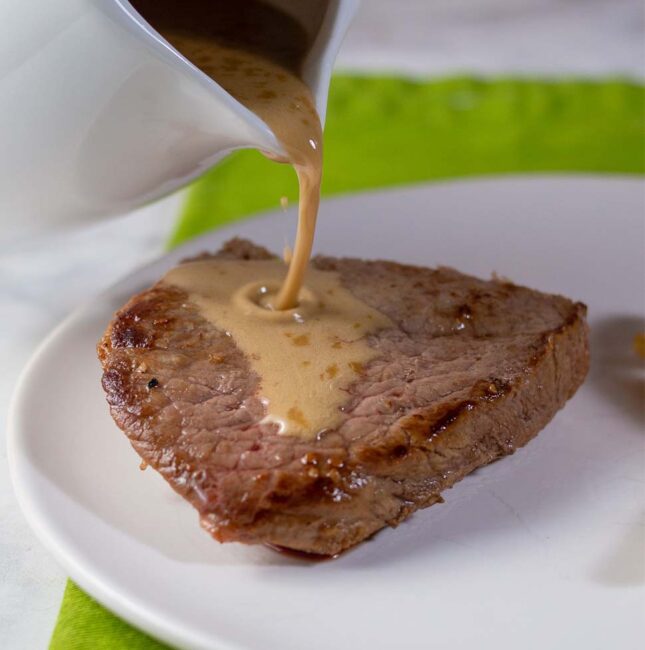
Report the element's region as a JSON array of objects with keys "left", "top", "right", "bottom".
[{"left": 0, "top": 0, "right": 358, "bottom": 241}]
